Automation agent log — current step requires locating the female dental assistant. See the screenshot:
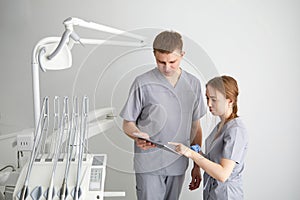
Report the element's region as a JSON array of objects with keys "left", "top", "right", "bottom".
[{"left": 170, "top": 75, "right": 248, "bottom": 200}]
